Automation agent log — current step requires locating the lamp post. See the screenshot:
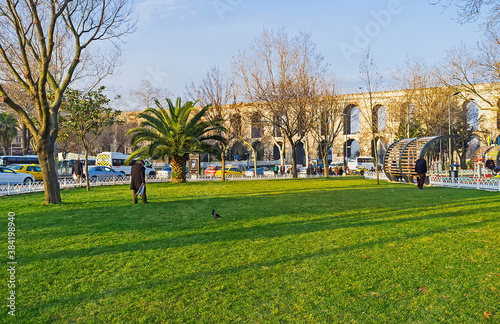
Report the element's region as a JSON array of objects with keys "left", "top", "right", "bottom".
[
  {"left": 343, "top": 113, "right": 348, "bottom": 169},
  {"left": 448, "top": 92, "right": 460, "bottom": 167}
]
